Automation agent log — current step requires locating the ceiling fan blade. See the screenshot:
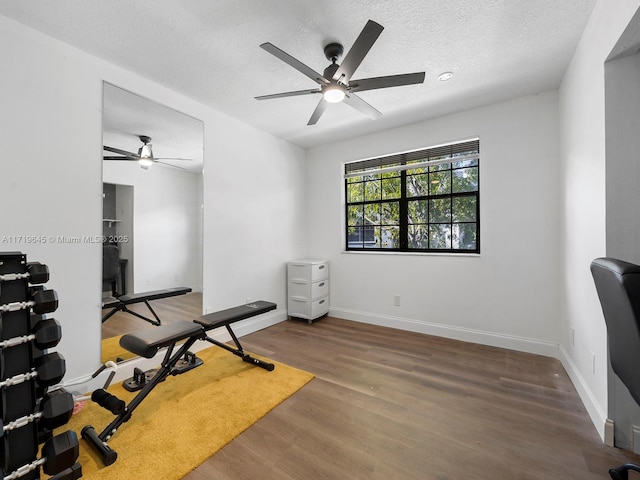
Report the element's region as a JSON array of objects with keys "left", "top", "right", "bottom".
[
  {"left": 349, "top": 72, "right": 426, "bottom": 92},
  {"left": 154, "top": 160, "right": 190, "bottom": 171},
  {"left": 255, "top": 88, "right": 322, "bottom": 100},
  {"left": 103, "top": 156, "right": 138, "bottom": 161},
  {"left": 307, "top": 98, "right": 328, "bottom": 125},
  {"left": 154, "top": 157, "right": 194, "bottom": 162},
  {"left": 260, "top": 42, "right": 329, "bottom": 85},
  {"left": 104, "top": 145, "right": 139, "bottom": 158},
  {"left": 343, "top": 92, "right": 382, "bottom": 119},
  {"left": 333, "top": 20, "right": 384, "bottom": 83}
]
